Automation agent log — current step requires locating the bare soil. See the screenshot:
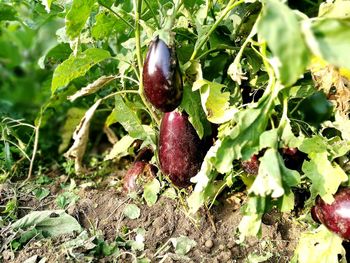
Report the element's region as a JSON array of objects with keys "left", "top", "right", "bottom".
[{"left": 1, "top": 173, "right": 304, "bottom": 263}]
